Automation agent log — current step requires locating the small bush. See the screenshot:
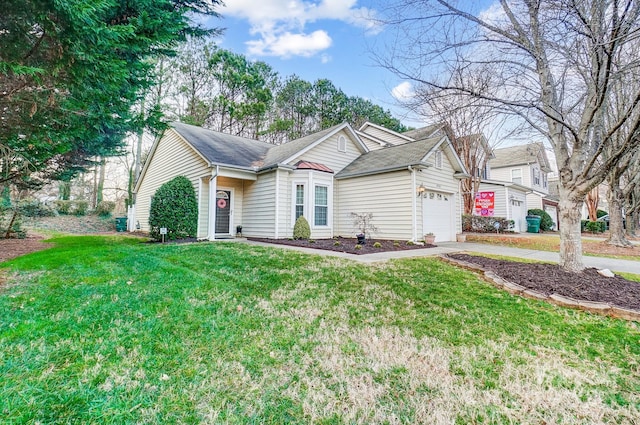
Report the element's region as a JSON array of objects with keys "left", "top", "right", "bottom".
[
  {"left": 527, "top": 208, "right": 554, "bottom": 231},
  {"left": 149, "top": 176, "right": 198, "bottom": 241},
  {"left": 393, "top": 242, "right": 400, "bottom": 247},
  {"left": 293, "top": 216, "right": 311, "bottom": 240},
  {"left": 373, "top": 242, "right": 382, "bottom": 248},
  {"left": 94, "top": 201, "right": 116, "bottom": 217},
  {"left": 334, "top": 241, "right": 341, "bottom": 246},
  {"left": 308, "top": 239, "right": 315, "bottom": 243},
  {"left": 74, "top": 200, "right": 88, "bottom": 216},
  {"left": 584, "top": 220, "right": 605, "bottom": 233},
  {"left": 18, "top": 200, "right": 56, "bottom": 217},
  {"left": 462, "top": 215, "right": 514, "bottom": 232},
  {"left": 354, "top": 244, "right": 362, "bottom": 250},
  {"left": 406, "top": 240, "right": 415, "bottom": 246},
  {"left": 54, "top": 200, "right": 72, "bottom": 215}
]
